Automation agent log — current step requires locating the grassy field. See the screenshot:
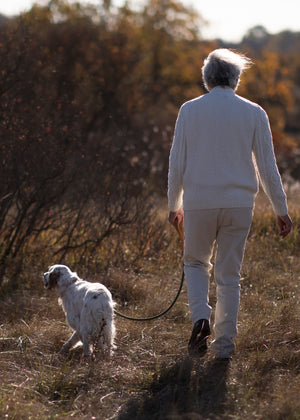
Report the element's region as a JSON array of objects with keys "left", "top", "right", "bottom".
[{"left": 0, "top": 193, "right": 299, "bottom": 419}]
